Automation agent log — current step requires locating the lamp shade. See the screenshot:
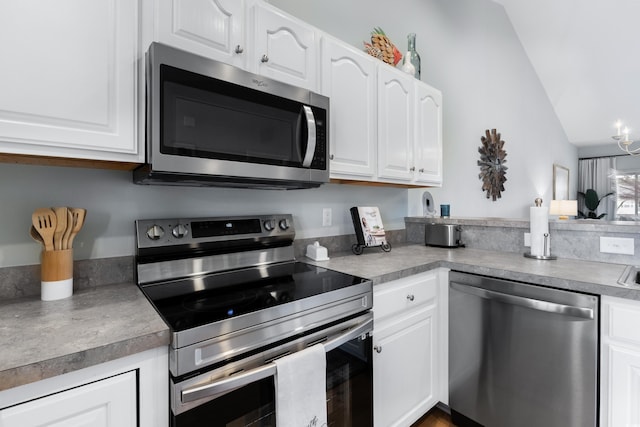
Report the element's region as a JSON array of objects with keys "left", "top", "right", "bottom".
[{"left": 550, "top": 200, "right": 577, "bottom": 219}]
